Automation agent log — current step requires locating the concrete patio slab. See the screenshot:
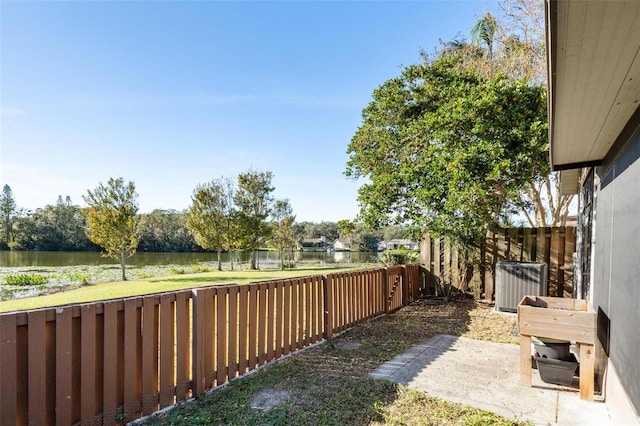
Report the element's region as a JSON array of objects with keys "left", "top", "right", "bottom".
[{"left": 370, "top": 334, "right": 611, "bottom": 425}]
